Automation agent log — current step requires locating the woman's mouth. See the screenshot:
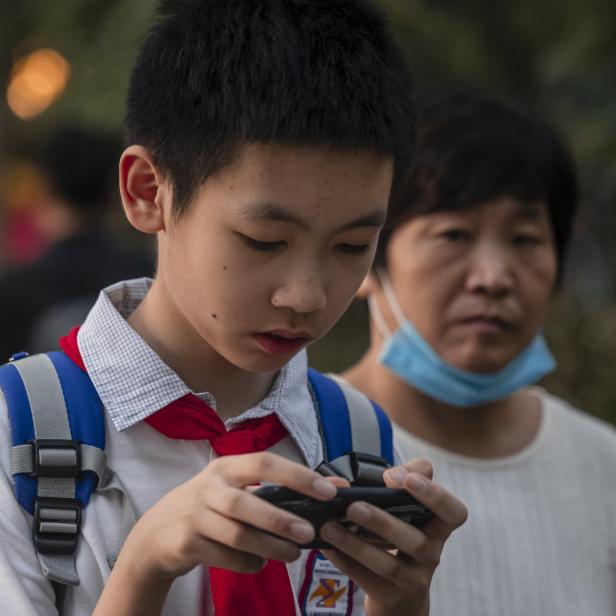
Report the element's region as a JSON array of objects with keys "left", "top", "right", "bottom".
[{"left": 459, "top": 316, "right": 514, "bottom": 334}]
